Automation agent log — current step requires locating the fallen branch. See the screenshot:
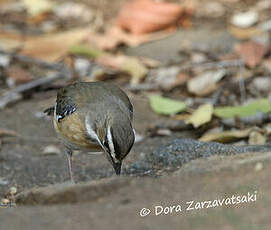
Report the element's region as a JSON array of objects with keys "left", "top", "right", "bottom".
[
  {"left": 0, "top": 50, "right": 65, "bottom": 71},
  {"left": 0, "top": 50, "right": 73, "bottom": 109},
  {"left": 0, "top": 73, "right": 68, "bottom": 109}
]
